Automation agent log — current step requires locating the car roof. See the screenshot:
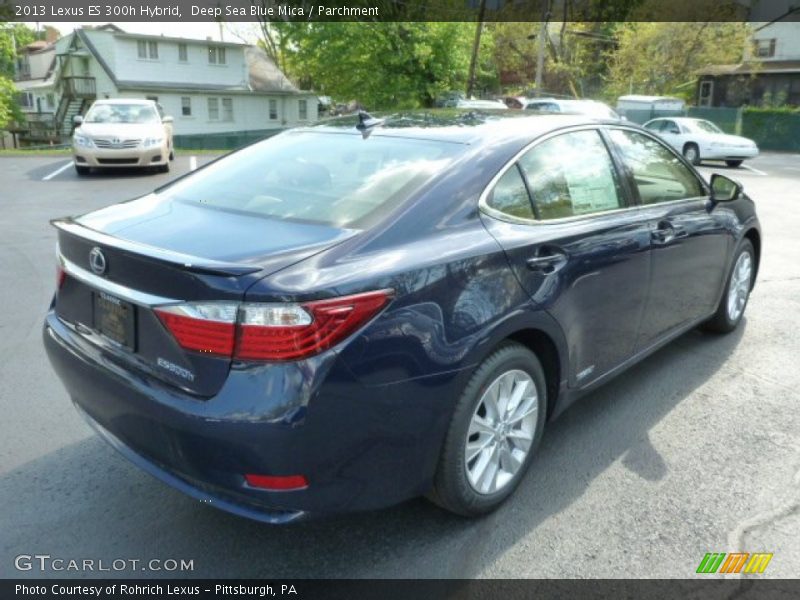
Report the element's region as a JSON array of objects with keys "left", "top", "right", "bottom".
[{"left": 304, "top": 110, "right": 619, "bottom": 145}]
